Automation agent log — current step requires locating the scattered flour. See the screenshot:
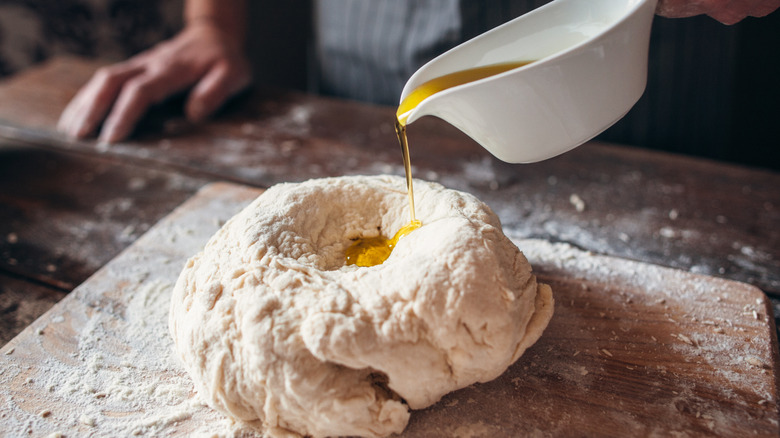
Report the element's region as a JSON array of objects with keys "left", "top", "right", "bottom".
[
  {"left": 1, "top": 183, "right": 776, "bottom": 437},
  {"left": 0, "top": 279, "right": 256, "bottom": 437},
  {"left": 511, "top": 236, "right": 778, "bottom": 408},
  {"left": 0, "top": 186, "right": 264, "bottom": 437}
]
